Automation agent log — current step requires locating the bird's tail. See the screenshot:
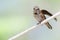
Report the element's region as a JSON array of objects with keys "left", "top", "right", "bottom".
[{"left": 45, "top": 22, "right": 52, "bottom": 29}]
